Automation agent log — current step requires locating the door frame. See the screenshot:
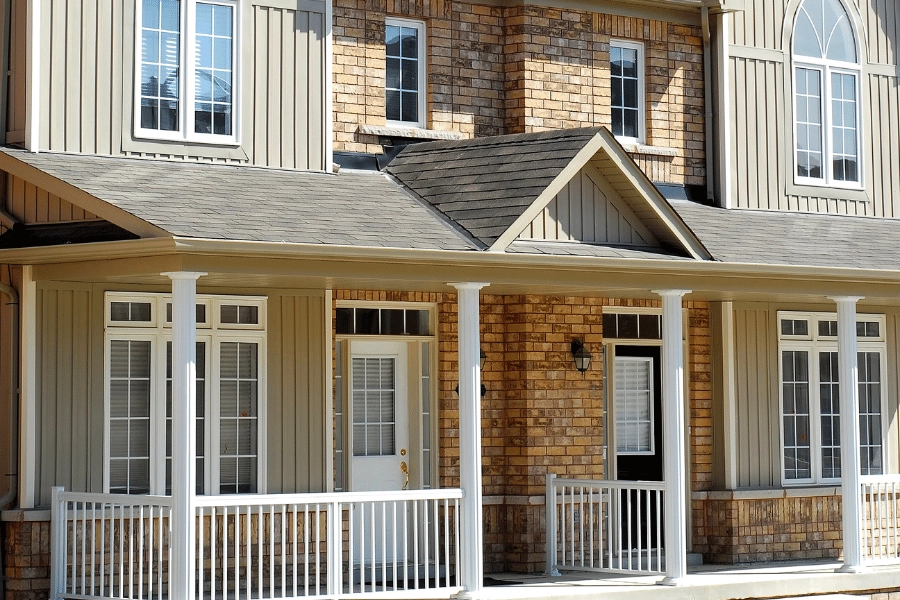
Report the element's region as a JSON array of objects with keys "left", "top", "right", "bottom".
[{"left": 334, "top": 301, "right": 439, "bottom": 493}]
